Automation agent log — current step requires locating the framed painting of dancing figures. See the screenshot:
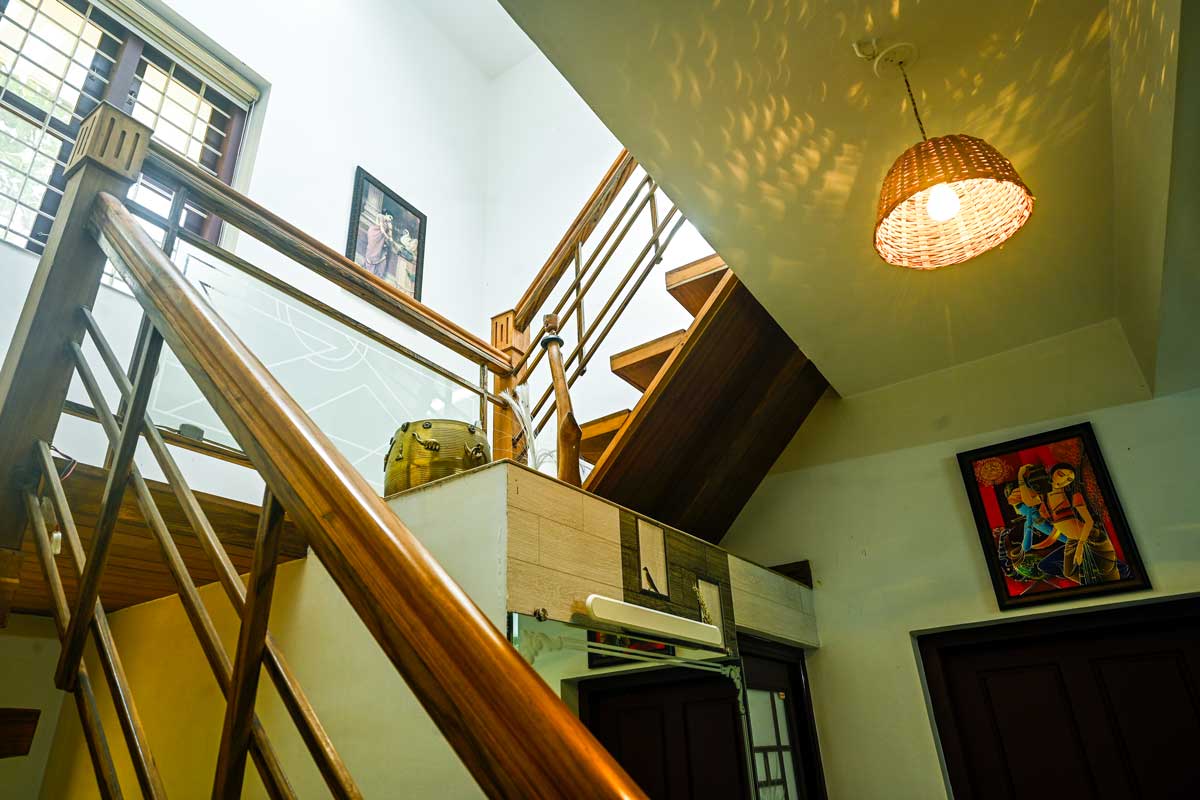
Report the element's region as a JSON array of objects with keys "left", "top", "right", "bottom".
[
  {"left": 957, "top": 423, "right": 1149, "bottom": 611},
  {"left": 345, "top": 167, "right": 426, "bottom": 300}
]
